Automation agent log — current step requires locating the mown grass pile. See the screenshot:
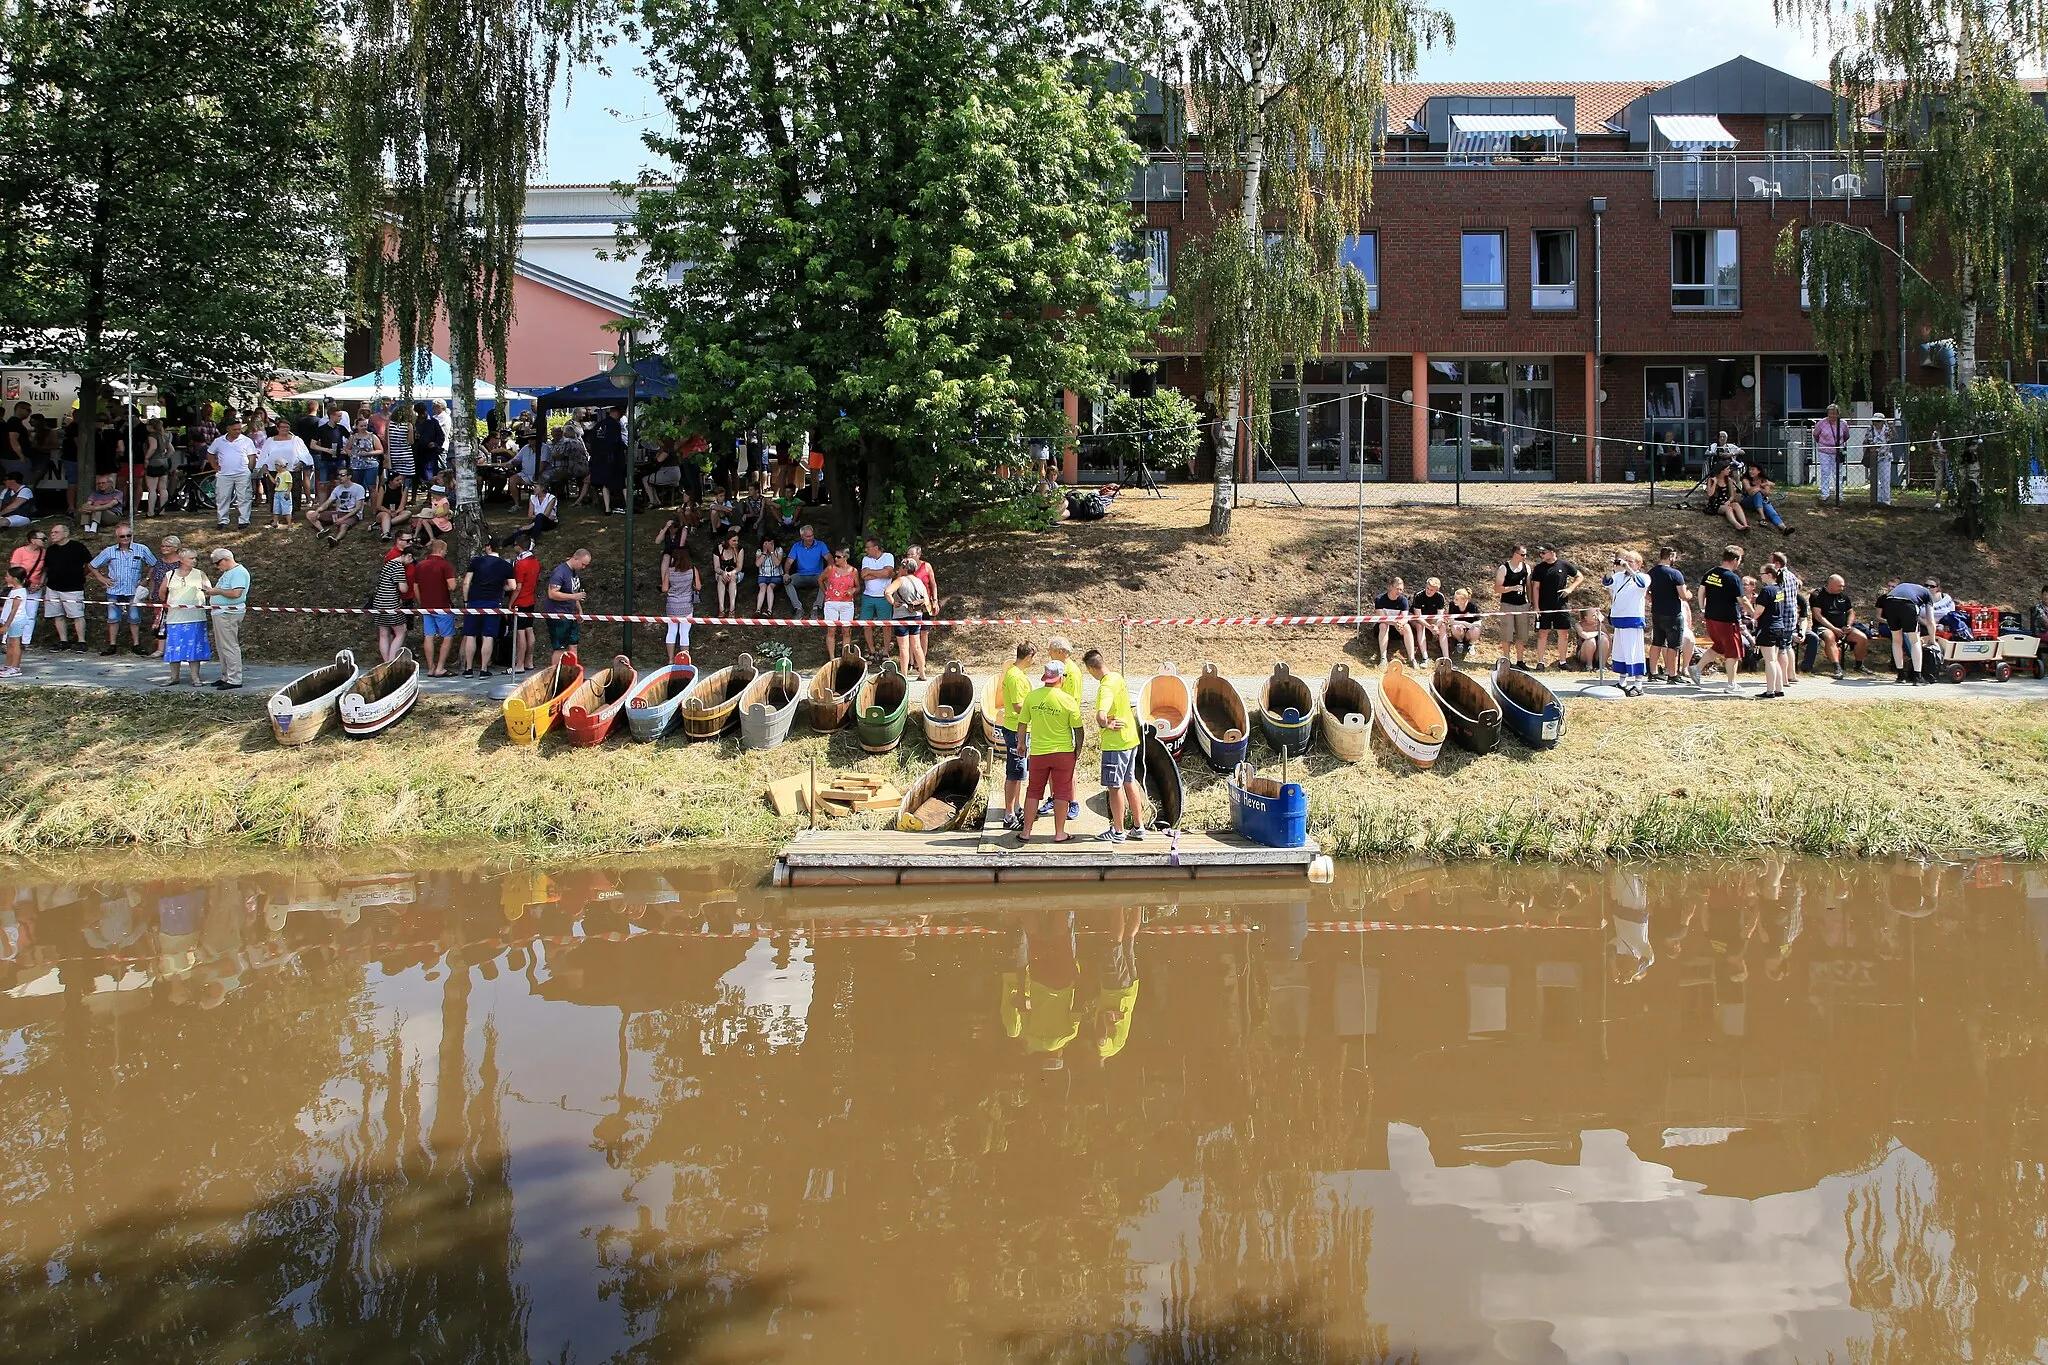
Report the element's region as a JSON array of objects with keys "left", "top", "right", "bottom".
[{"left": 6, "top": 686, "right": 2047, "bottom": 861}]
